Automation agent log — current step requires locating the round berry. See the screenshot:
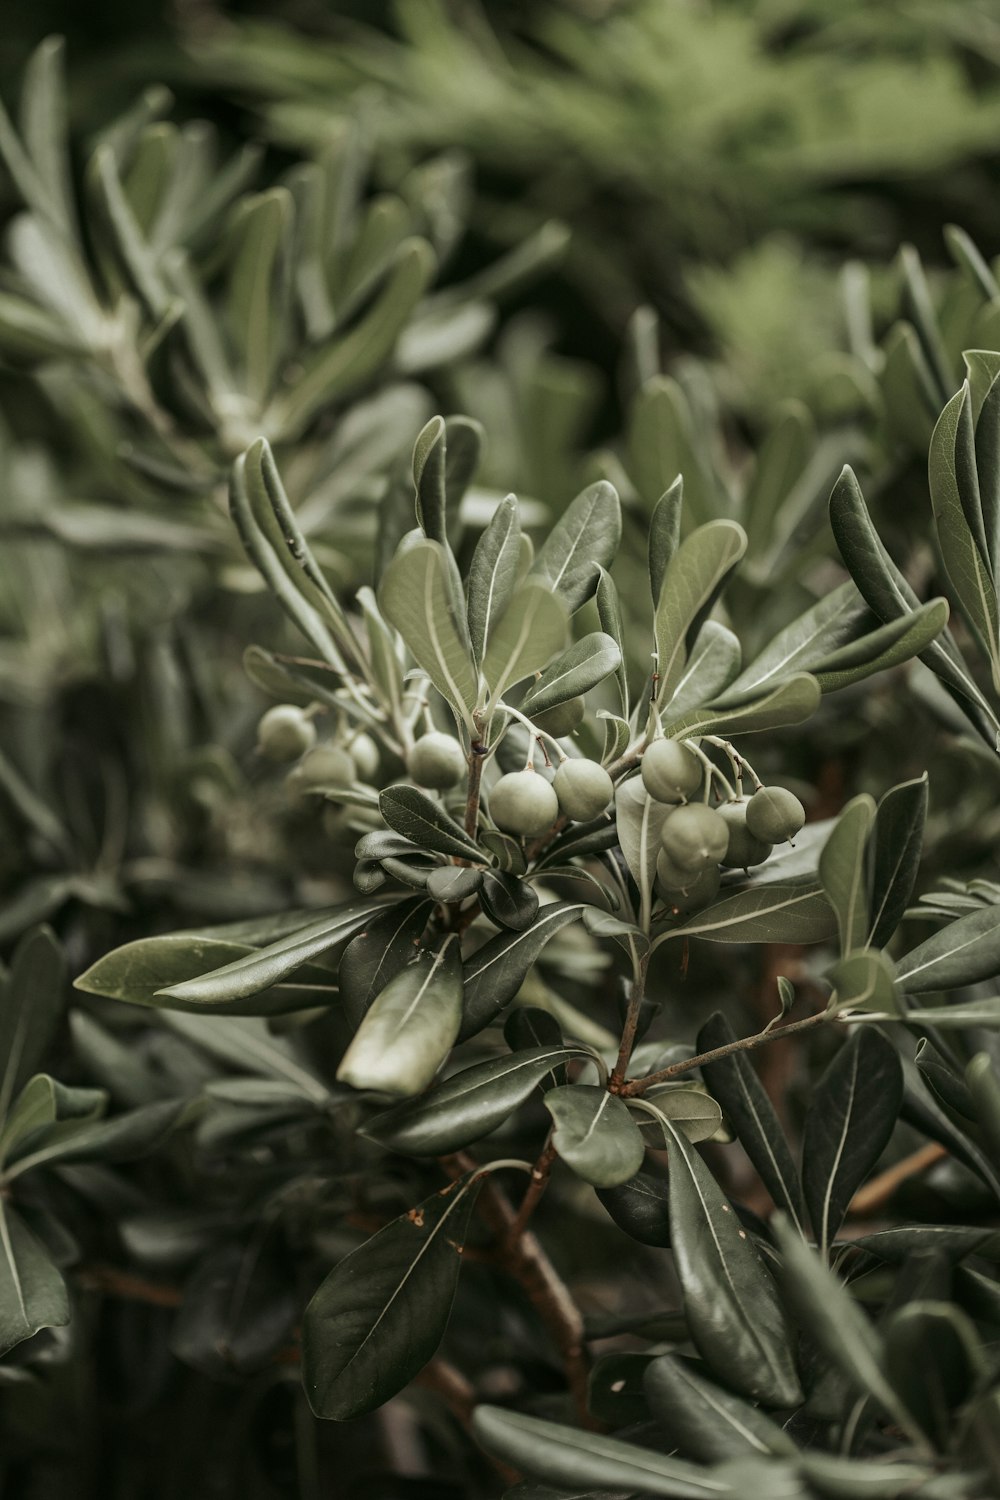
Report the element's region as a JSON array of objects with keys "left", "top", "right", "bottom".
[
  {"left": 256, "top": 705, "right": 317, "bottom": 763},
  {"left": 348, "top": 732, "right": 380, "bottom": 782},
  {"left": 660, "top": 802, "right": 729, "bottom": 872},
  {"left": 746, "top": 786, "right": 806, "bottom": 843},
  {"left": 531, "top": 697, "right": 585, "bottom": 738},
  {"left": 718, "top": 799, "right": 772, "bottom": 869},
  {"left": 552, "top": 758, "right": 614, "bottom": 821},
  {"left": 295, "top": 744, "right": 356, "bottom": 790},
  {"left": 407, "top": 732, "right": 466, "bottom": 790},
  {"left": 641, "top": 739, "right": 703, "bottom": 804},
  {"left": 656, "top": 852, "right": 721, "bottom": 911},
  {"left": 490, "top": 769, "right": 559, "bottom": 837}
]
